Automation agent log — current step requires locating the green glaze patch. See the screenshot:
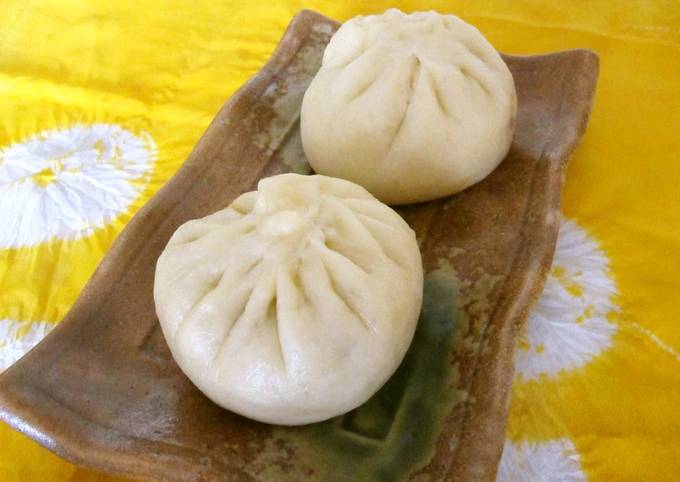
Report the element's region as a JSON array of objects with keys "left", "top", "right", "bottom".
[
  {"left": 280, "top": 127, "right": 311, "bottom": 175},
  {"left": 253, "top": 268, "right": 467, "bottom": 482}
]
